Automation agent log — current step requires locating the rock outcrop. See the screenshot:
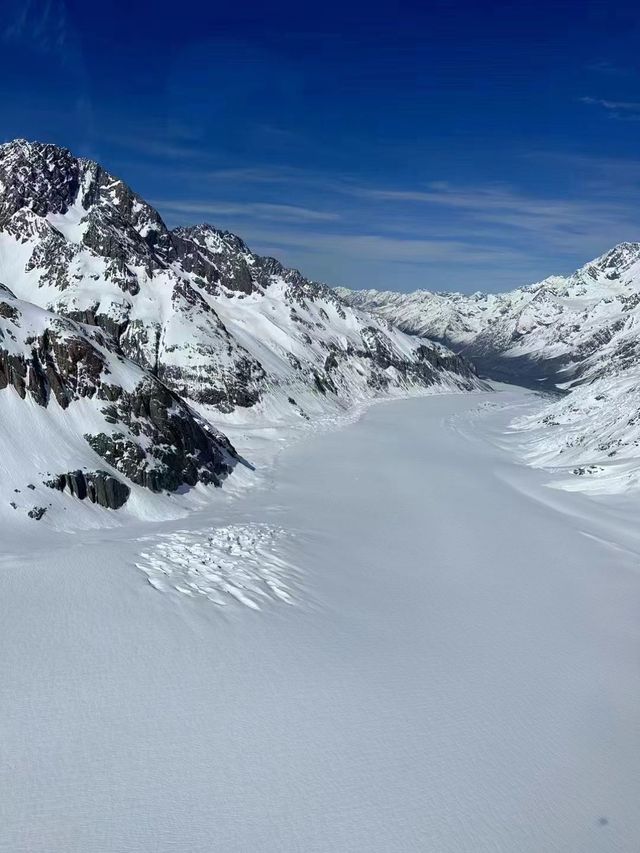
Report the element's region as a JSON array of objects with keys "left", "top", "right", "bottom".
[
  {"left": 0, "top": 288, "right": 238, "bottom": 512},
  {"left": 46, "top": 470, "right": 131, "bottom": 509},
  {"left": 0, "top": 138, "right": 486, "bottom": 522},
  {"left": 0, "top": 139, "right": 484, "bottom": 420}
]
